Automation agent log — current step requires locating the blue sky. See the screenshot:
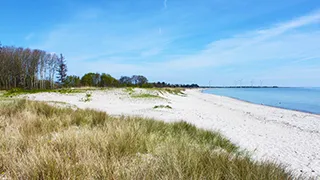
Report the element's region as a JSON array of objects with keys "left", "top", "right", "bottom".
[{"left": 1, "top": 0, "right": 320, "bottom": 86}]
